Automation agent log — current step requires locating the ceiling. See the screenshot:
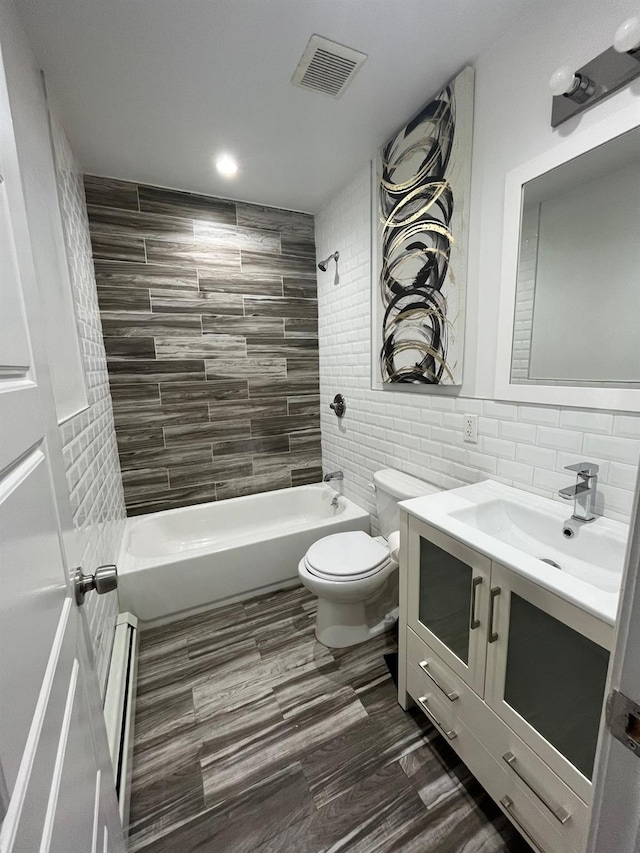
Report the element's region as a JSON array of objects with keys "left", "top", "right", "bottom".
[{"left": 16, "top": 0, "right": 532, "bottom": 213}]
